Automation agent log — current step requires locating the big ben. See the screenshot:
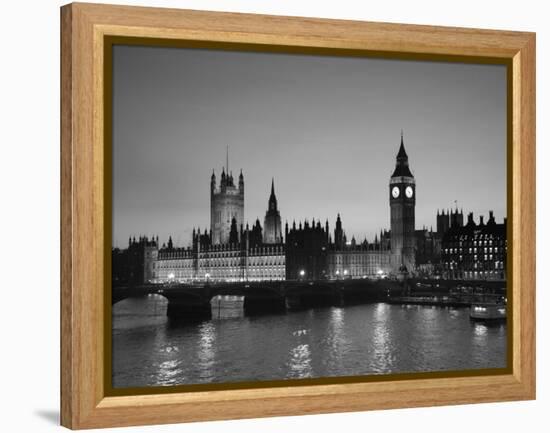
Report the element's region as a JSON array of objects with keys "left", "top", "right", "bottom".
[{"left": 389, "top": 132, "right": 416, "bottom": 274}]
